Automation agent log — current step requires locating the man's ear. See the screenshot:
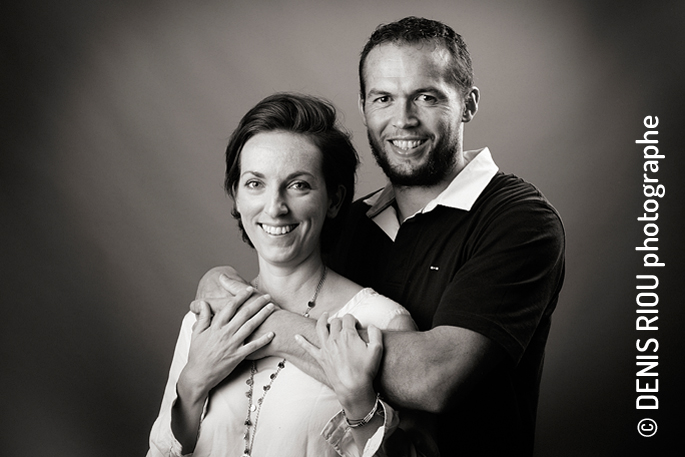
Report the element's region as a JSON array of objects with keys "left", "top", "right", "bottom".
[
  {"left": 462, "top": 86, "right": 480, "bottom": 123},
  {"left": 327, "top": 185, "right": 347, "bottom": 218},
  {"left": 358, "top": 95, "right": 367, "bottom": 127}
]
